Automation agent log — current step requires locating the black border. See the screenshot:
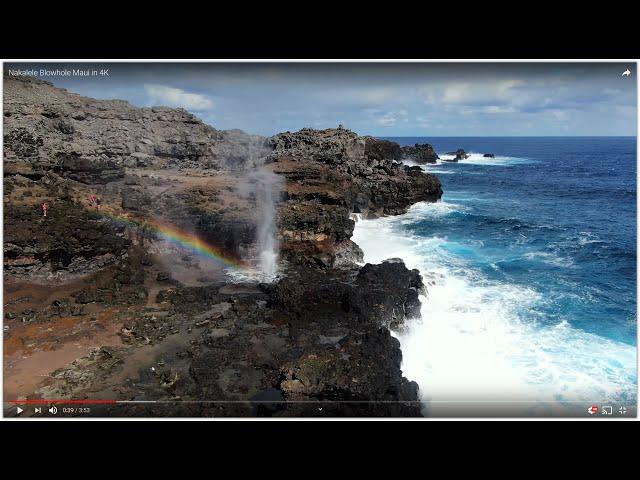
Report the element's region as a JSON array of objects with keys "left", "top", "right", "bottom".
[{"left": 2, "top": 10, "right": 638, "bottom": 60}]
